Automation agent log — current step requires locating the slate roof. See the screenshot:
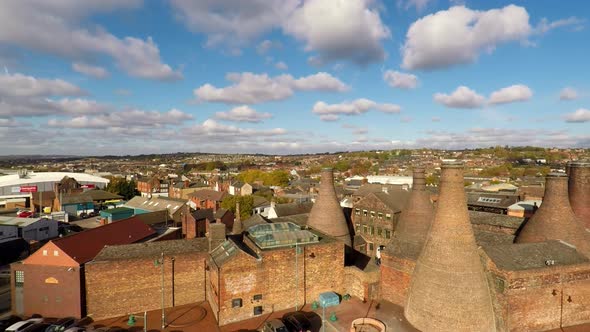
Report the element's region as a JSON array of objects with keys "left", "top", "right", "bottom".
[
  {"left": 192, "top": 209, "right": 214, "bottom": 221},
  {"left": 214, "top": 208, "right": 231, "bottom": 219},
  {"left": 466, "top": 192, "right": 520, "bottom": 209},
  {"left": 91, "top": 238, "right": 209, "bottom": 262},
  {"left": 252, "top": 196, "right": 270, "bottom": 208},
  {"left": 61, "top": 193, "right": 93, "bottom": 205},
  {"left": 272, "top": 202, "right": 313, "bottom": 217},
  {"left": 84, "top": 189, "right": 123, "bottom": 201},
  {"left": 483, "top": 240, "right": 590, "bottom": 271},
  {"left": 271, "top": 213, "right": 309, "bottom": 227},
  {"left": 468, "top": 210, "right": 523, "bottom": 230},
  {"left": 133, "top": 210, "right": 169, "bottom": 225},
  {"left": 372, "top": 191, "right": 410, "bottom": 213},
  {"left": 125, "top": 196, "right": 187, "bottom": 215},
  {"left": 353, "top": 183, "right": 407, "bottom": 198},
  {"left": 187, "top": 189, "right": 226, "bottom": 202},
  {"left": 51, "top": 216, "right": 156, "bottom": 264},
  {"left": 243, "top": 214, "right": 269, "bottom": 229}
]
